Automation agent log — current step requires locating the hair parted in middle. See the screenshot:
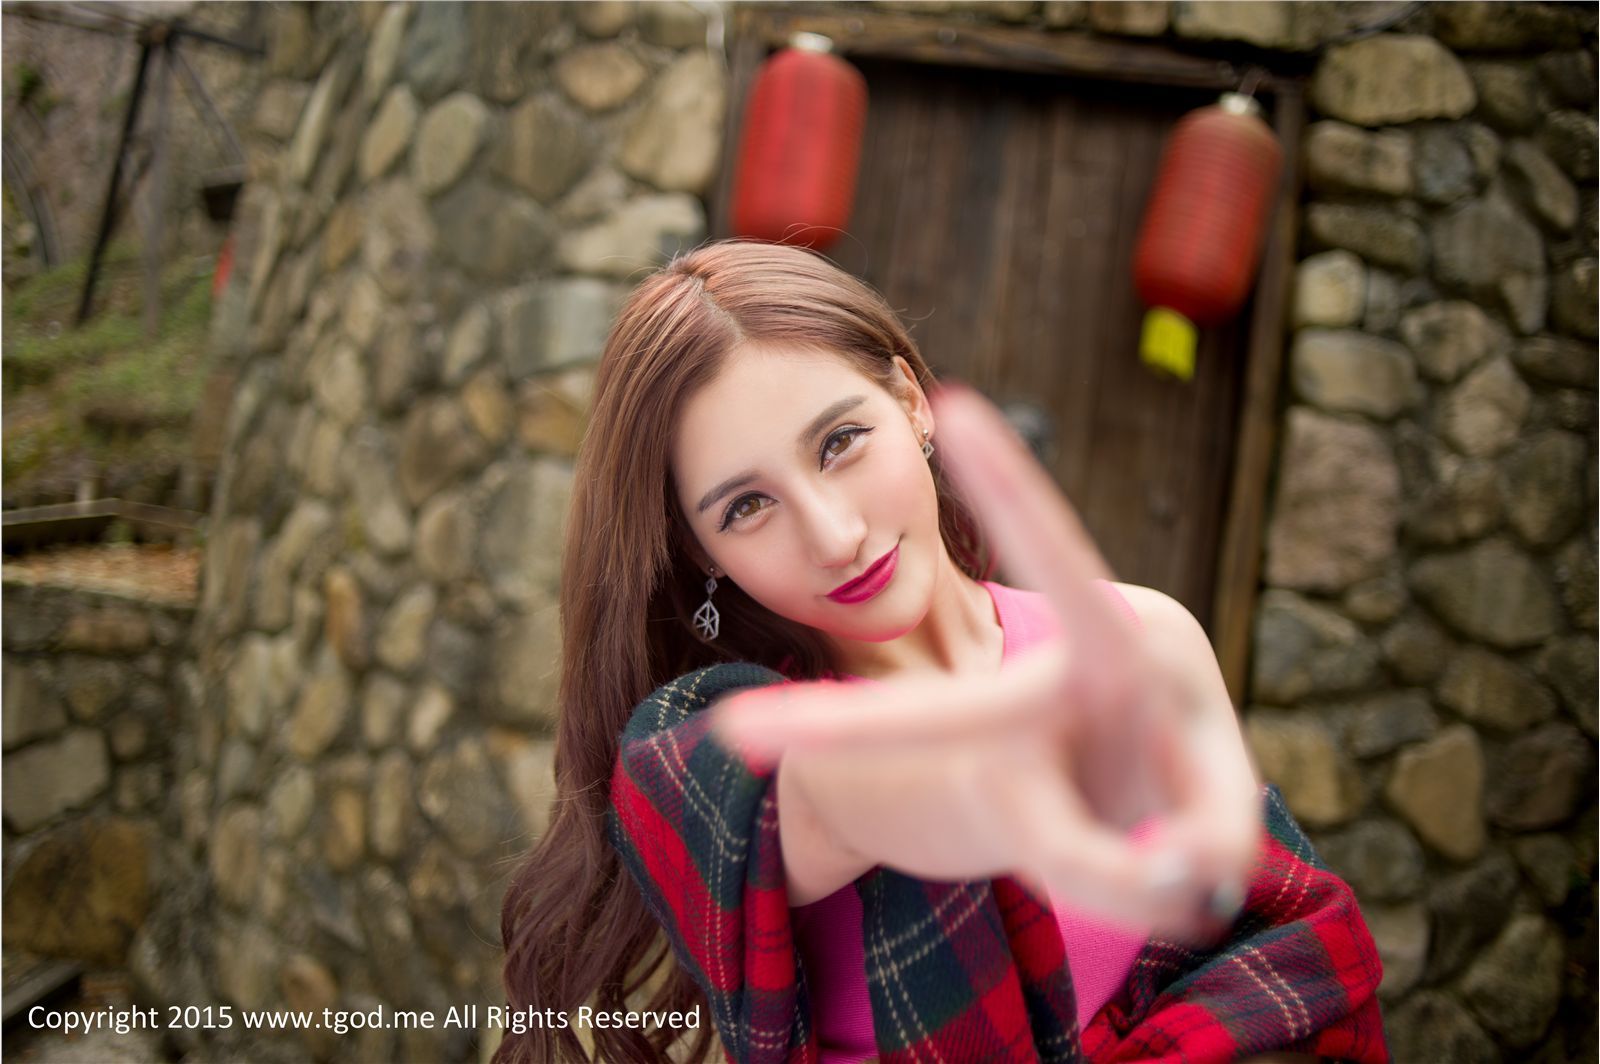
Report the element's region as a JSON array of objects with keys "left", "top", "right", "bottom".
[
  {"left": 496, "top": 237, "right": 991, "bottom": 1064},
  {"left": 578, "top": 237, "right": 991, "bottom": 685}
]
